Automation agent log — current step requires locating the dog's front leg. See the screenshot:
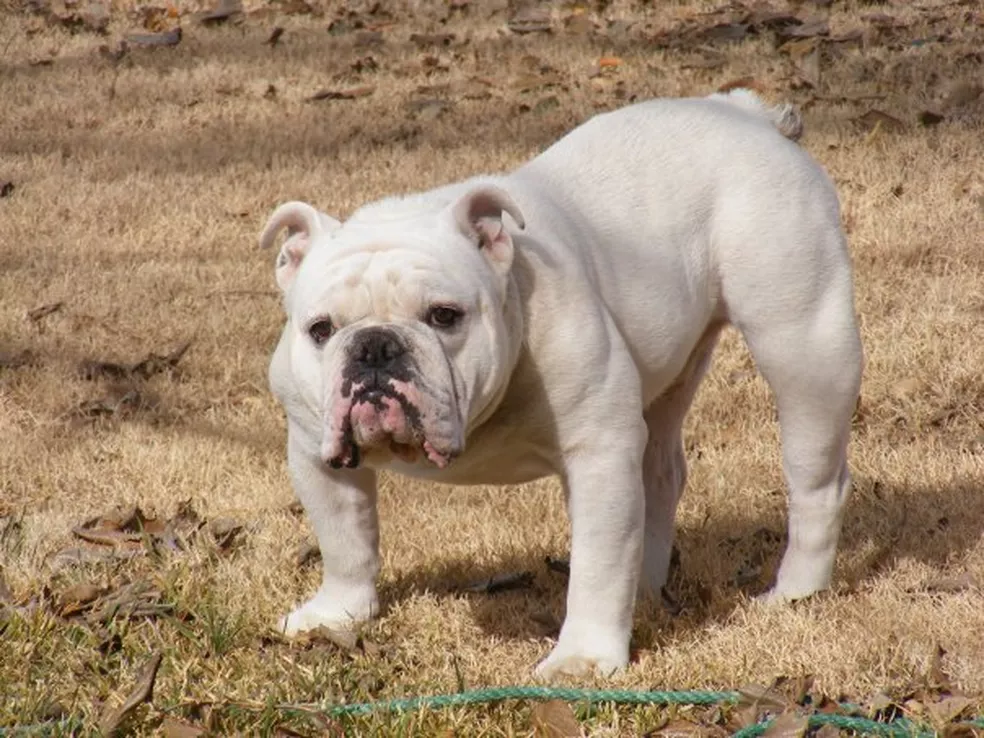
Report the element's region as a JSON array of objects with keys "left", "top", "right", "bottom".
[
  {"left": 536, "top": 423, "right": 647, "bottom": 680},
  {"left": 280, "top": 431, "right": 380, "bottom": 636}
]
